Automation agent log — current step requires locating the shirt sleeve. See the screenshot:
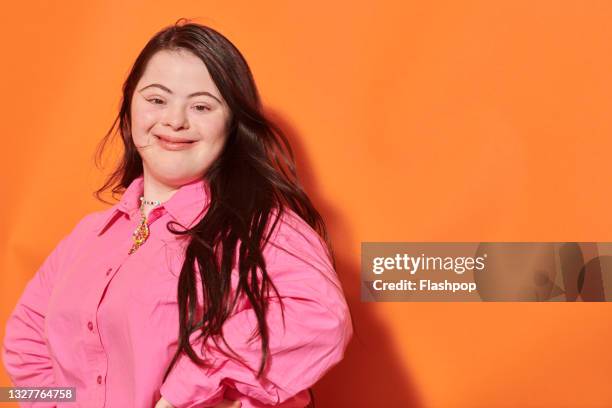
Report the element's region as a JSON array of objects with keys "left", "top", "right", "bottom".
[
  {"left": 160, "top": 211, "right": 353, "bottom": 408},
  {"left": 2, "top": 214, "right": 95, "bottom": 407}
]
